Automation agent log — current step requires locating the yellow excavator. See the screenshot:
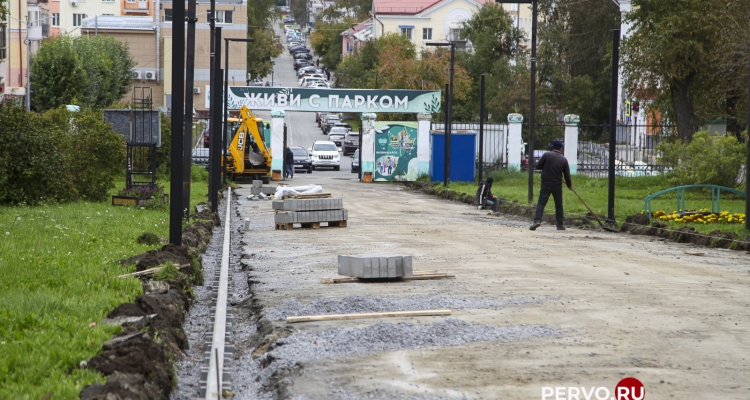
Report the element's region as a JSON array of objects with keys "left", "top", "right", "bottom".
[{"left": 223, "top": 106, "right": 272, "bottom": 183}]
